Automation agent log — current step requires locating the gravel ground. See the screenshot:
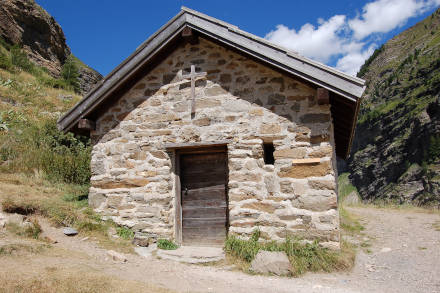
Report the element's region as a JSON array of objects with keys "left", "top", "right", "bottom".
[{"left": 1, "top": 206, "right": 439, "bottom": 293}]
